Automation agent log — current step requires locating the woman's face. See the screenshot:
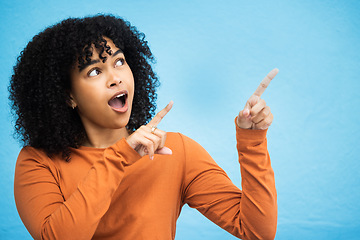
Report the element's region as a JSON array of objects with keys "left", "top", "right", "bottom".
[{"left": 69, "top": 38, "right": 134, "bottom": 134}]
